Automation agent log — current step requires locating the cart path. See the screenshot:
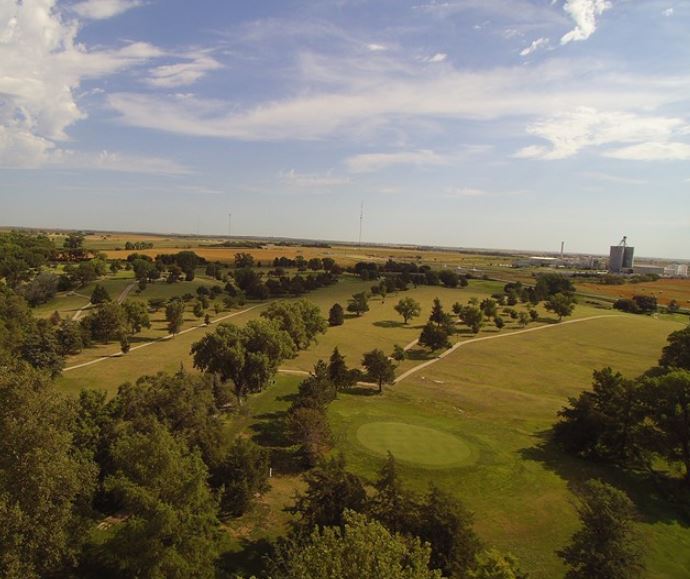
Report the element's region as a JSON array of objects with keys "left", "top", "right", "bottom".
[{"left": 394, "top": 314, "right": 621, "bottom": 384}]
